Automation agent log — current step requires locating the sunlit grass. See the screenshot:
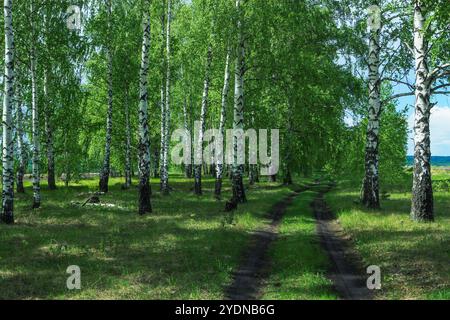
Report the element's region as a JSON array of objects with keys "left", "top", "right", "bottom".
[
  {"left": 326, "top": 172, "right": 450, "bottom": 300},
  {"left": 0, "top": 175, "right": 293, "bottom": 299},
  {"left": 263, "top": 190, "right": 337, "bottom": 300}
]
